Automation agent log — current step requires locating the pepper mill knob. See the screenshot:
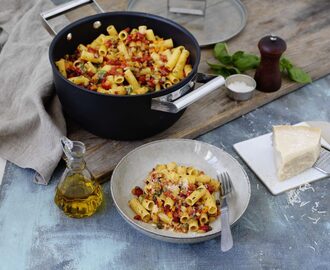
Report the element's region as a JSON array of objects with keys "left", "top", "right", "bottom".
[{"left": 254, "top": 35, "right": 287, "bottom": 92}]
